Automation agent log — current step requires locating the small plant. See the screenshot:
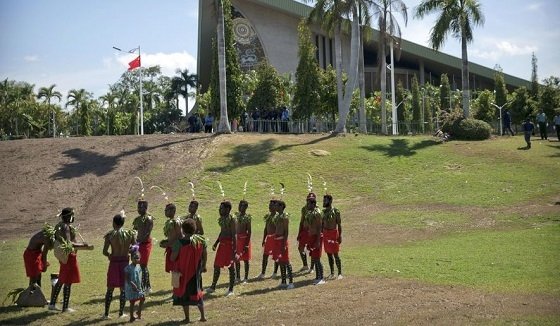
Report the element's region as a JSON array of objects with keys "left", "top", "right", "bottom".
[{"left": 440, "top": 108, "right": 491, "bottom": 140}]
